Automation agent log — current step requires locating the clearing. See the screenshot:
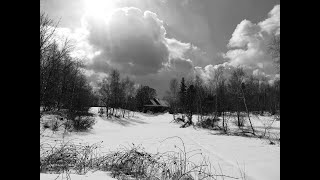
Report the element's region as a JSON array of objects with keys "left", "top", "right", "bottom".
[{"left": 40, "top": 107, "right": 280, "bottom": 180}]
